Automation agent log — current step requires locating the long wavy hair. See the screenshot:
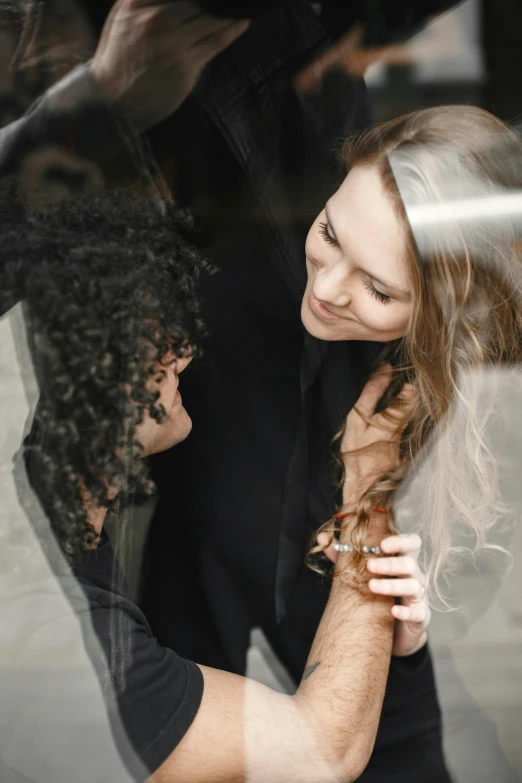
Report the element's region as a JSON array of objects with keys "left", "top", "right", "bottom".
[{"left": 309, "top": 106, "right": 522, "bottom": 602}]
